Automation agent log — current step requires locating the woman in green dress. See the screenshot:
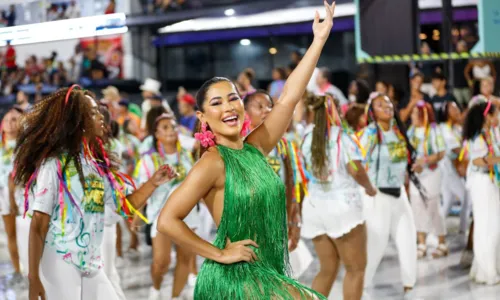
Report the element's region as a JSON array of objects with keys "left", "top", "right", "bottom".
[{"left": 157, "top": 2, "right": 336, "bottom": 299}]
